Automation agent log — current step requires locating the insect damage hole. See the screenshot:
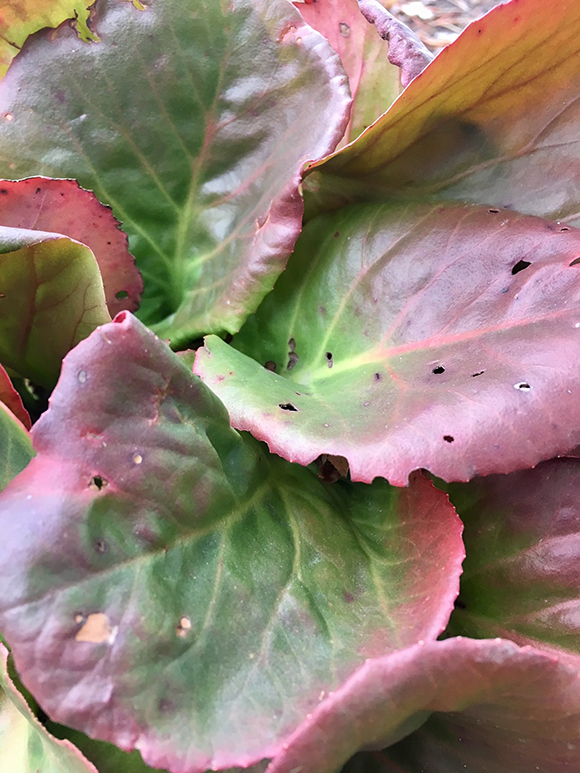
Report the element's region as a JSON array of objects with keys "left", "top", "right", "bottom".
[
  {"left": 279, "top": 402, "right": 298, "bottom": 412},
  {"left": 514, "top": 381, "right": 531, "bottom": 391},
  {"left": 176, "top": 616, "right": 192, "bottom": 638},
  {"left": 471, "top": 370, "right": 485, "bottom": 377},
  {"left": 432, "top": 365, "right": 445, "bottom": 374},
  {"left": 89, "top": 475, "right": 107, "bottom": 491},
  {"left": 325, "top": 352, "right": 333, "bottom": 368},
  {"left": 511, "top": 259, "right": 531, "bottom": 275},
  {"left": 443, "top": 435, "right": 455, "bottom": 443}
]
